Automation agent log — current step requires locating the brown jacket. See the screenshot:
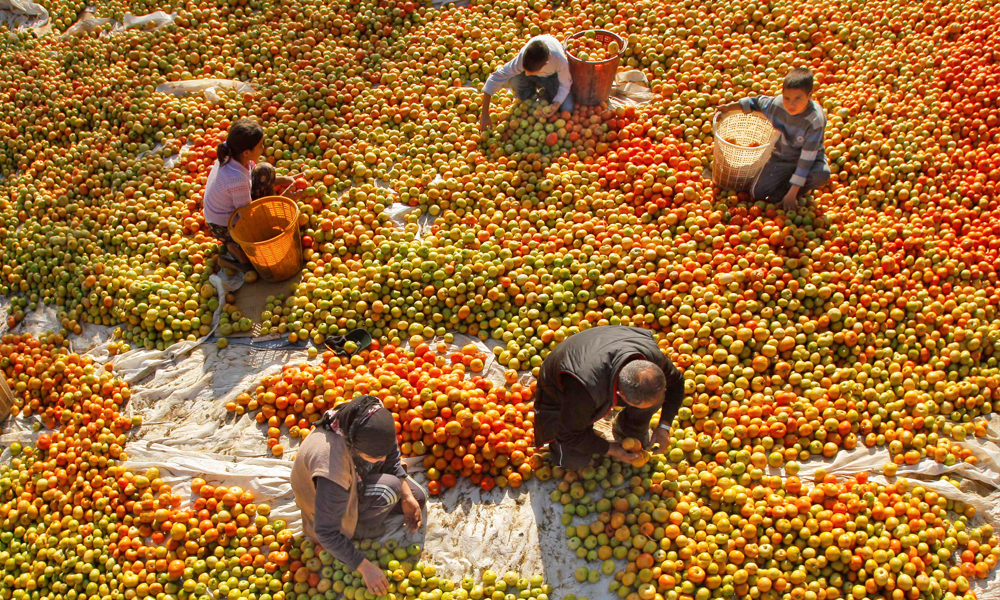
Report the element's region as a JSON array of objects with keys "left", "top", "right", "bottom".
[{"left": 291, "top": 428, "right": 359, "bottom": 539}]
